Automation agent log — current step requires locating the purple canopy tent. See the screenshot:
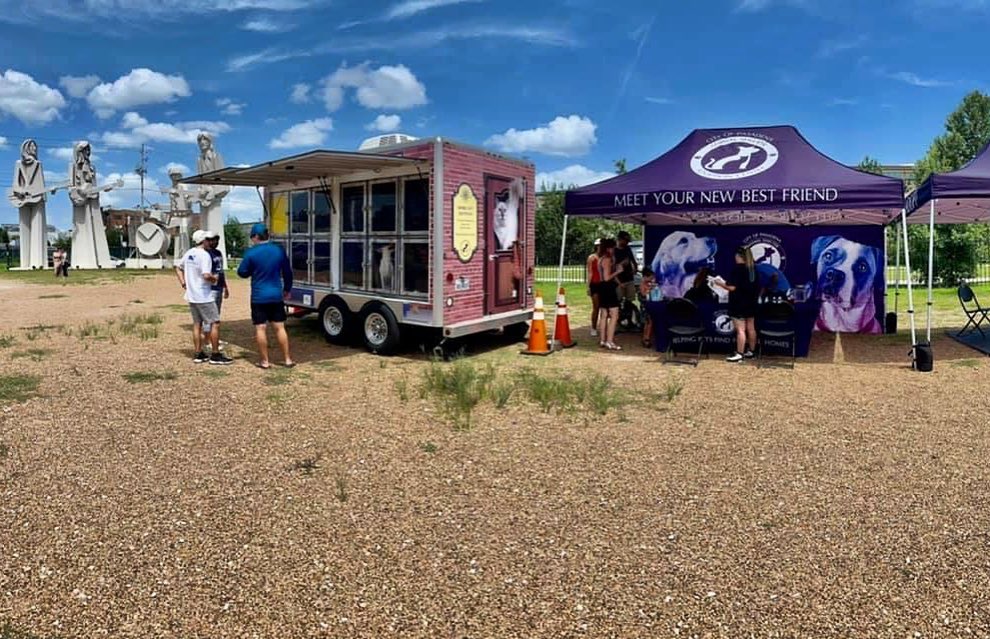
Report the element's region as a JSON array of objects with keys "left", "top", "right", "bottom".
[
  {"left": 558, "top": 125, "right": 913, "bottom": 349},
  {"left": 905, "top": 140, "right": 990, "bottom": 347}
]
